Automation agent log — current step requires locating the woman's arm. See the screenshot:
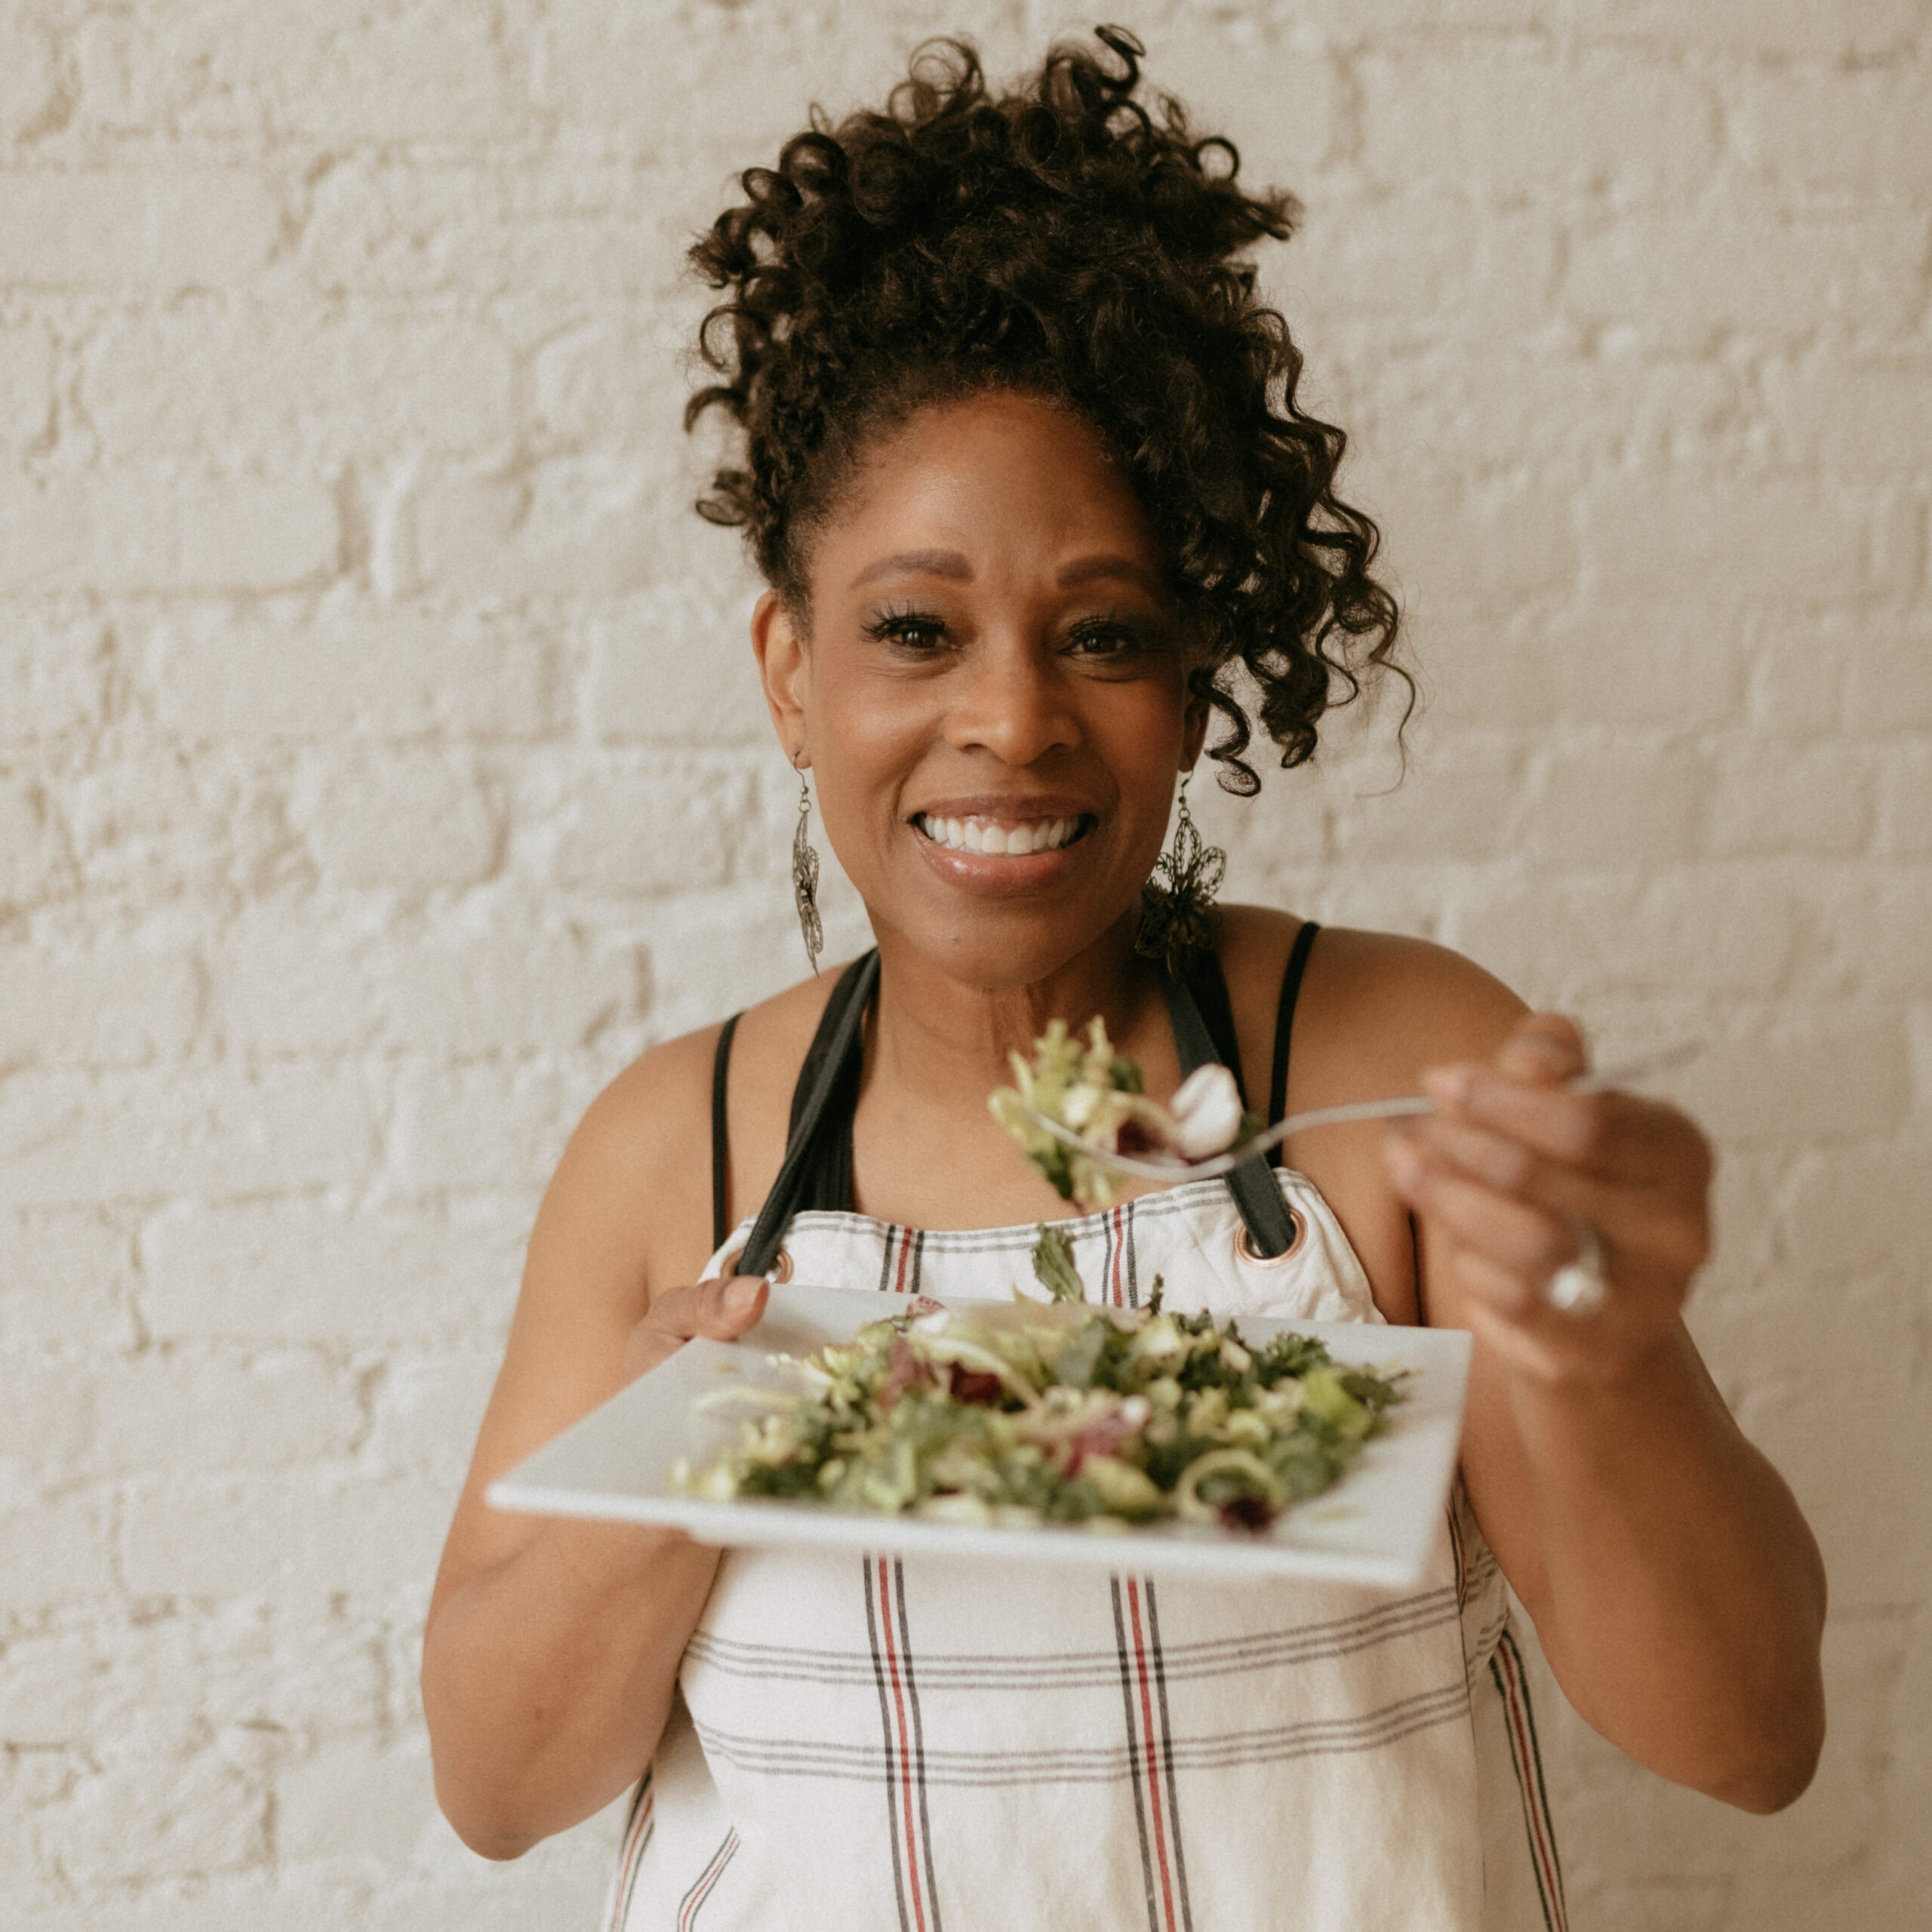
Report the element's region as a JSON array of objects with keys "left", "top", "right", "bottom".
[
  {"left": 420, "top": 1033, "right": 767, "bottom": 1859},
  {"left": 1384, "top": 1002, "right": 1827, "bottom": 1812}
]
